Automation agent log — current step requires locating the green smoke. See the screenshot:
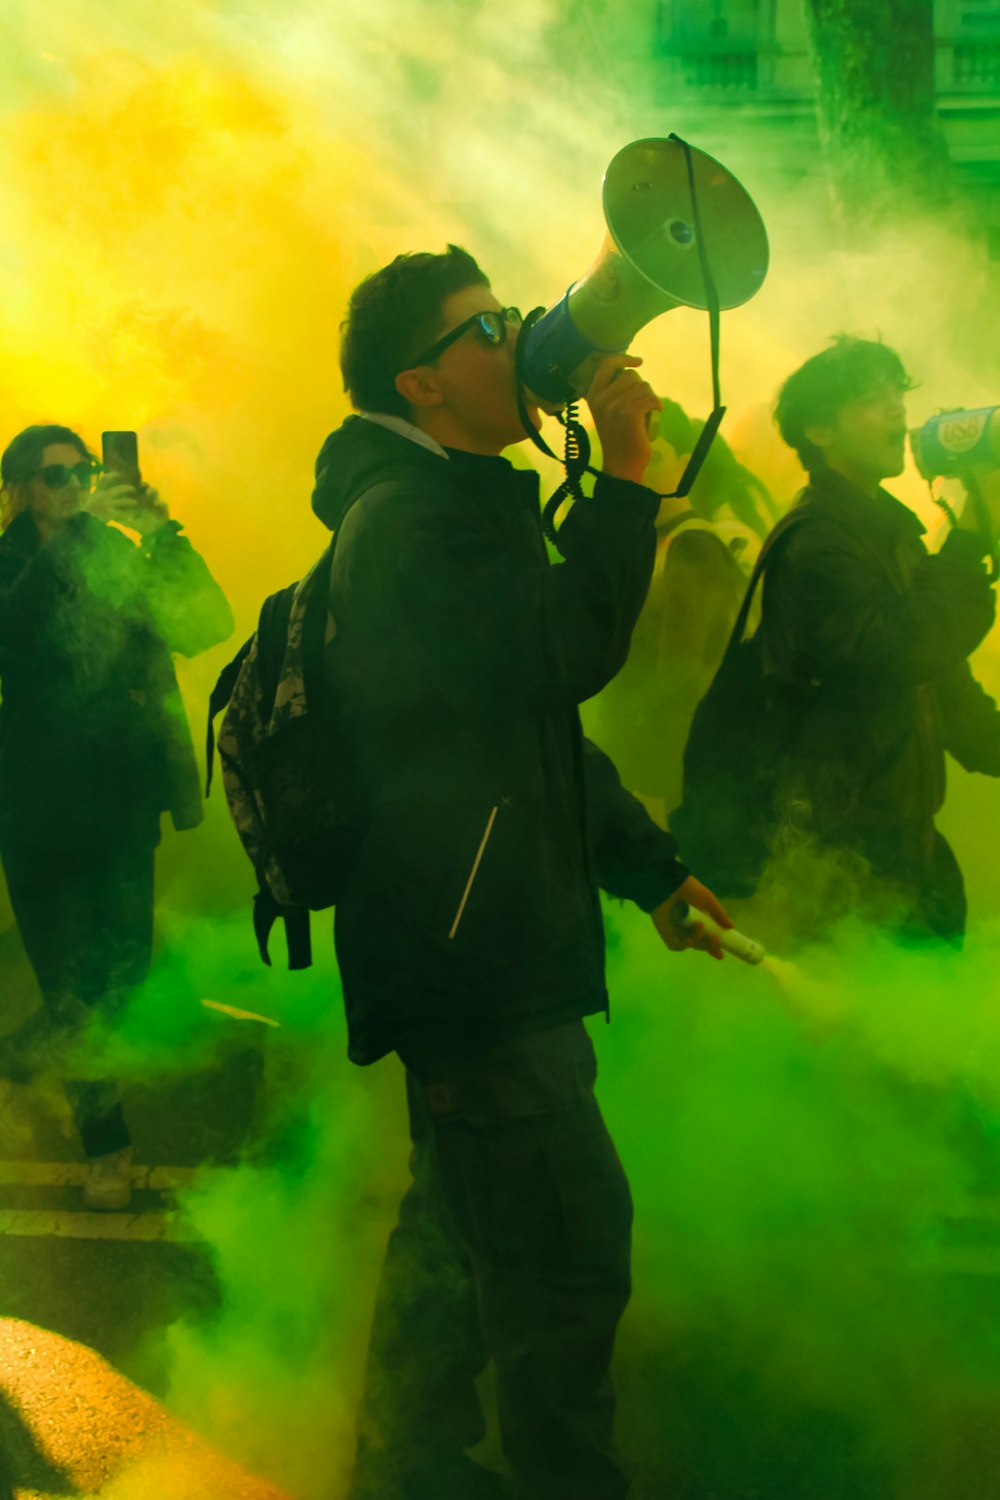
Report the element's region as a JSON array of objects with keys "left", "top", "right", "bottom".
[{"left": 1, "top": 1, "right": 999, "bottom": 1496}]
